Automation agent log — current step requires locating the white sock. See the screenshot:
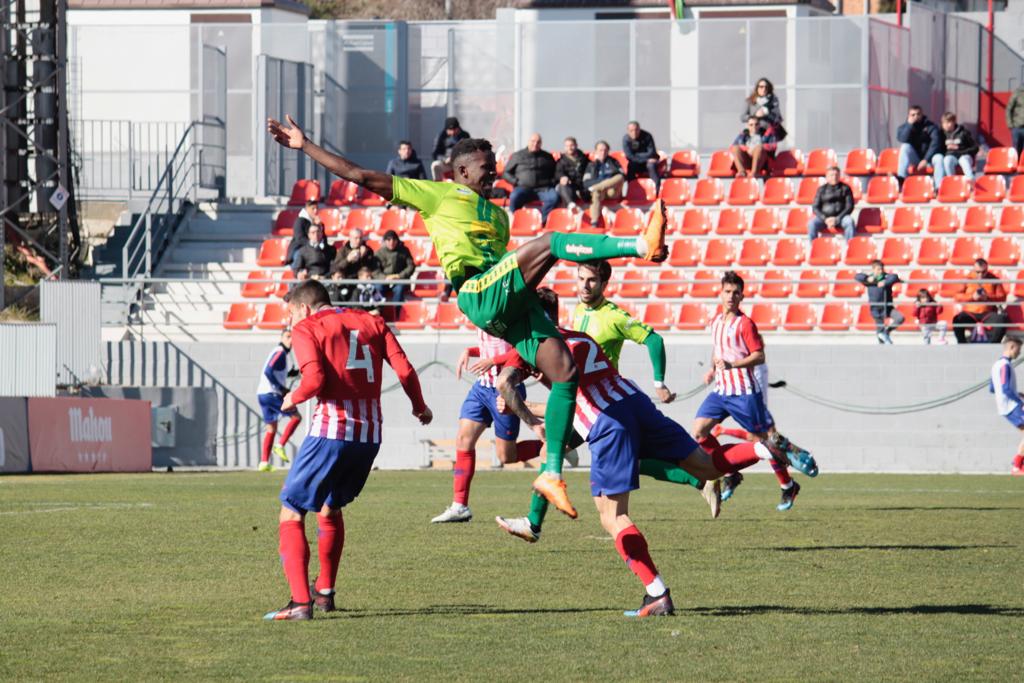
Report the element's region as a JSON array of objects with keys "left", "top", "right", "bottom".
[
  {"left": 754, "top": 442, "right": 773, "bottom": 460},
  {"left": 645, "top": 576, "right": 667, "bottom": 598},
  {"left": 780, "top": 481, "right": 794, "bottom": 490}
]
